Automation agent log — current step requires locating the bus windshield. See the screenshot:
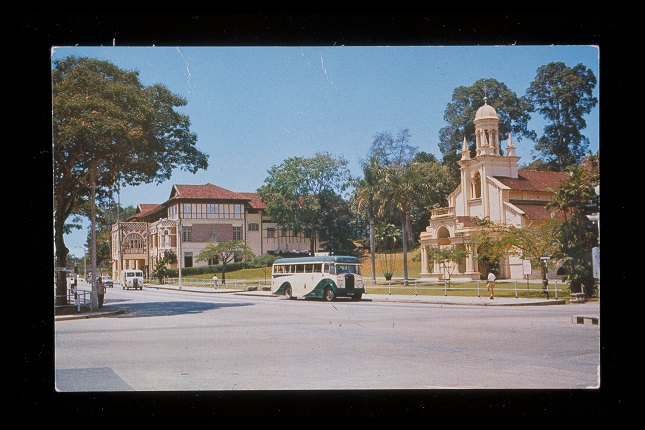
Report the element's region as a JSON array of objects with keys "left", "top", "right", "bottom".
[{"left": 331, "top": 264, "right": 360, "bottom": 275}]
